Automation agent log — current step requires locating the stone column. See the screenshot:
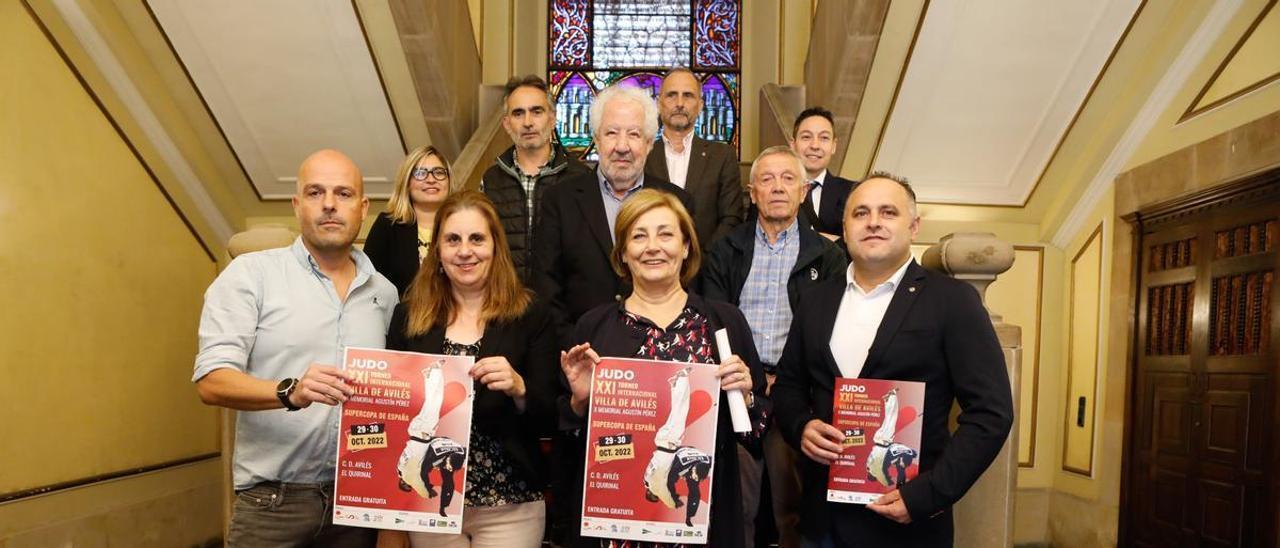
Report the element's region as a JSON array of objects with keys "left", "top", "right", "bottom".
[{"left": 921, "top": 232, "right": 1020, "bottom": 548}]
